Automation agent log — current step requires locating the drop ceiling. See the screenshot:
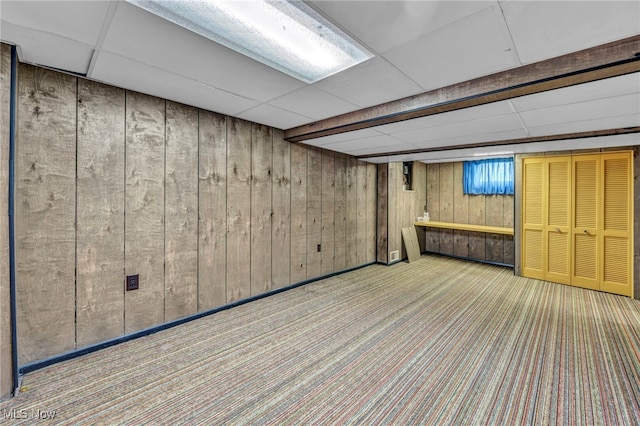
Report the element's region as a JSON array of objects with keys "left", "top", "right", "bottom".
[{"left": 1, "top": 1, "right": 639, "bottom": 163}]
